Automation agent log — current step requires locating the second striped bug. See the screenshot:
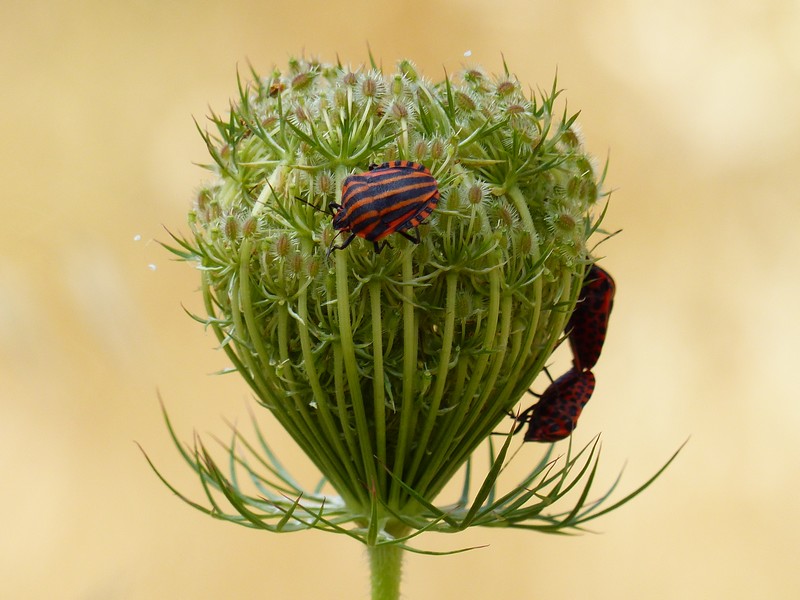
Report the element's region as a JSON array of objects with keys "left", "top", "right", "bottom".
[{"left": 567, "top": 265, "right": 616, "bottom": 372}]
